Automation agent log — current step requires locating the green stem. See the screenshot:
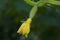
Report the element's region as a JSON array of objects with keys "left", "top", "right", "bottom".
[
  {"left": 24, "top": 0, "right": 36, "bottom": 6},
  {"left": 29, "top": 5, "right": 38, "bottom": 18},
  {"left": 47, "top": 0, "right": 60, "bottom": 5},
  {"left": 37, "top": 0, "right": 46, "bottom": 7},
  {"left": 24, "top": 0, "right": 46, "bottom": 7}
]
